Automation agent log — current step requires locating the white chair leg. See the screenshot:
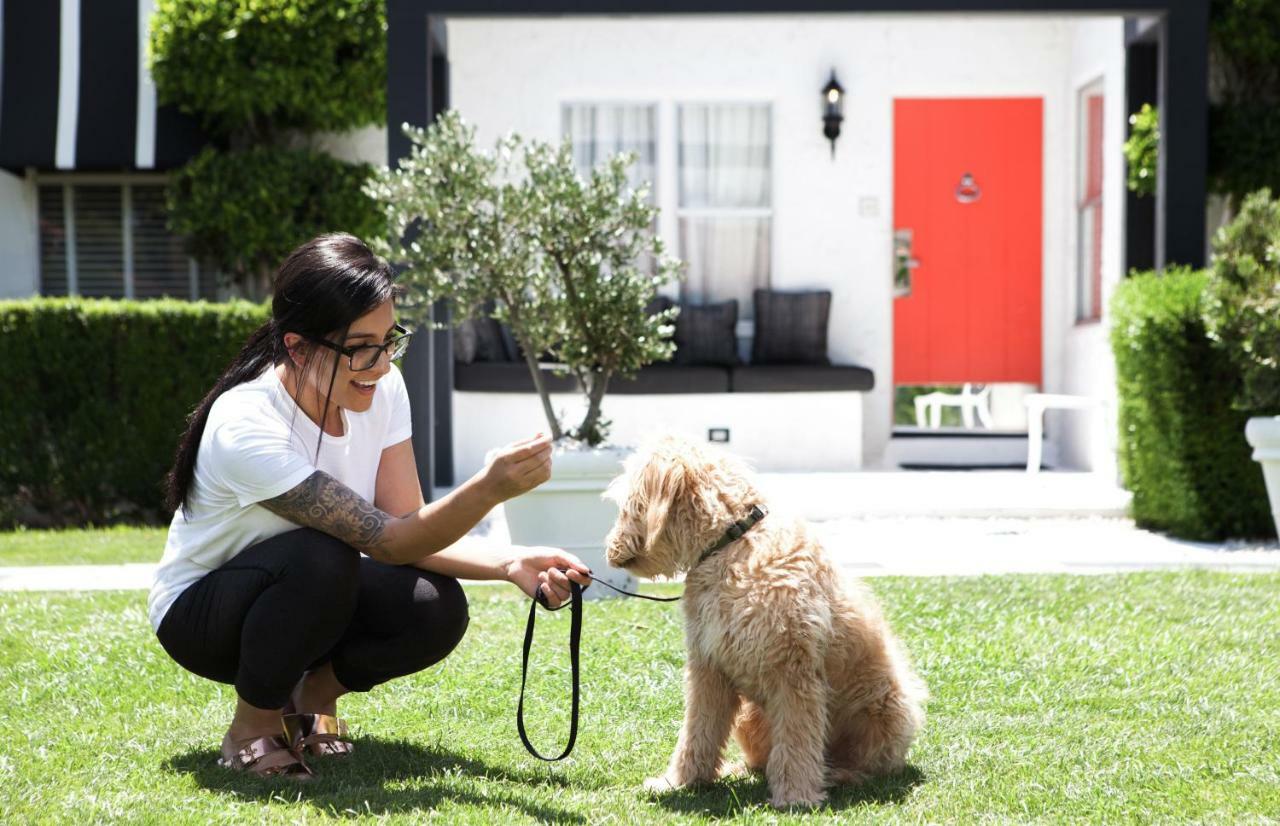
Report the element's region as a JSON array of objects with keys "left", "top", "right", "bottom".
[
  {"left": 1026, "top": 404, "right": 1044, "bottom": 473},
  {"left": 914, "top": 396, "right": 928, "bottom": 428},
  {"left": 976, "top": 395, "right": 994, "bottom": 429}
]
